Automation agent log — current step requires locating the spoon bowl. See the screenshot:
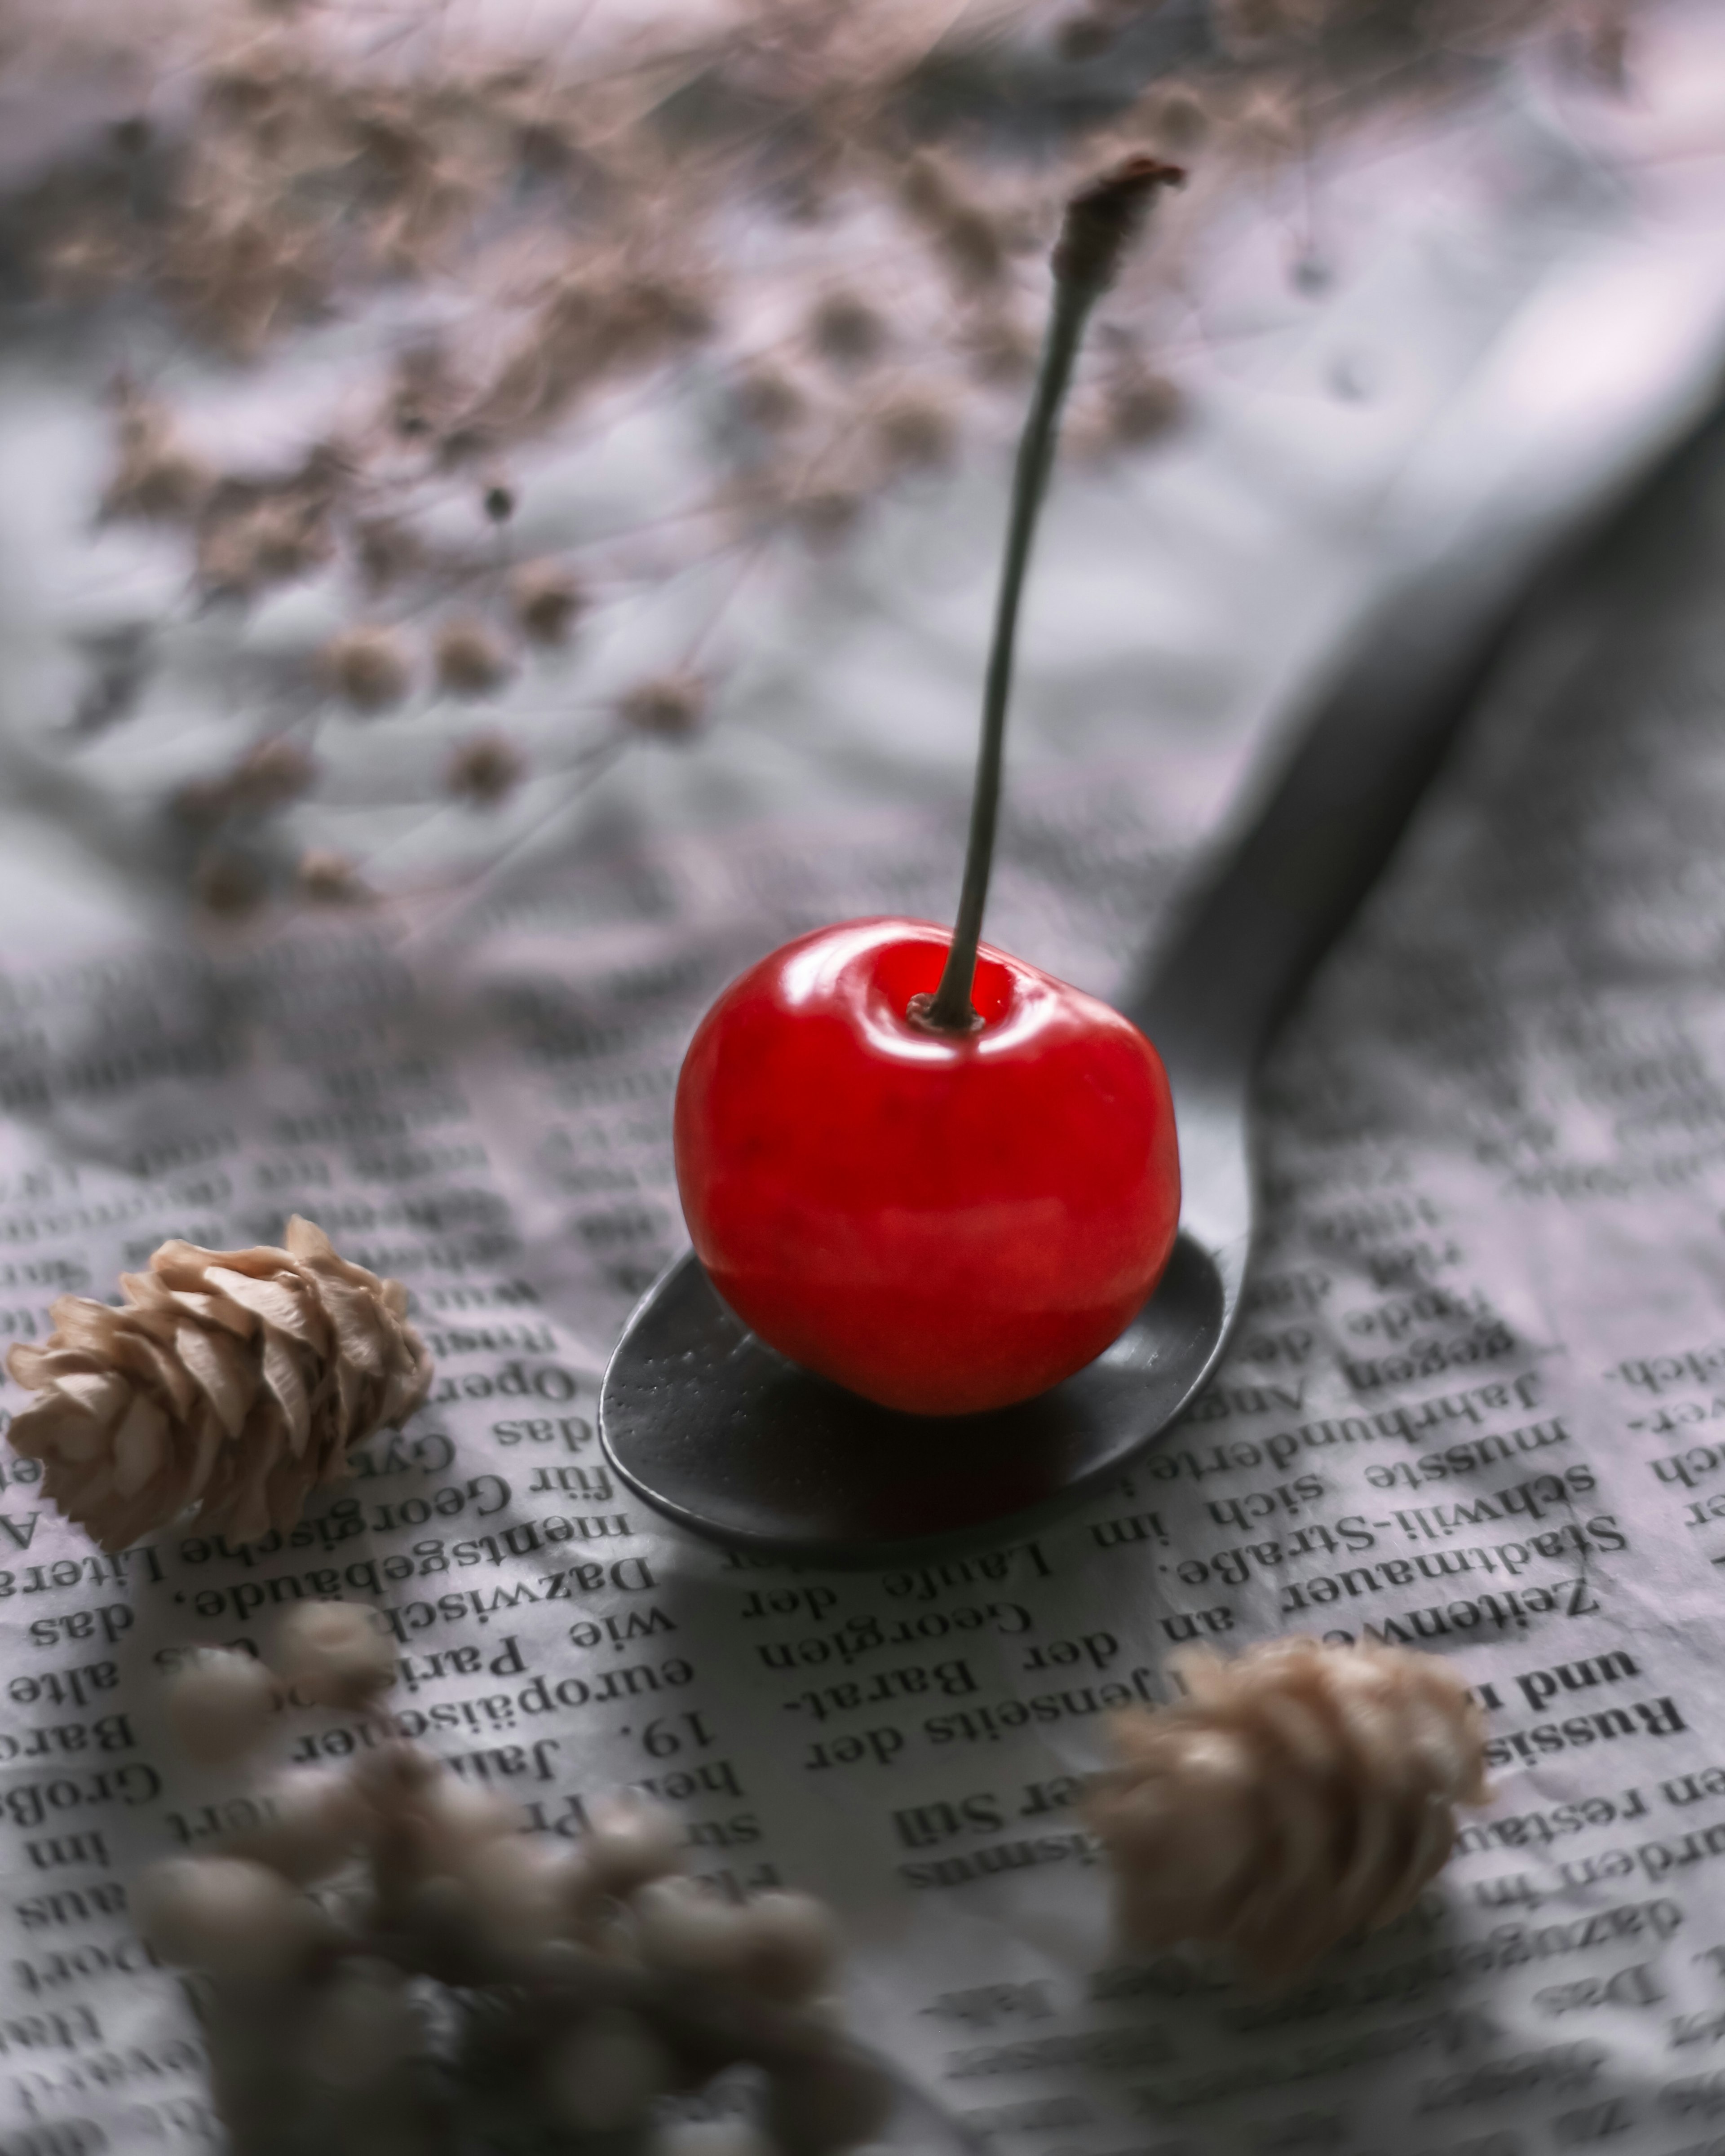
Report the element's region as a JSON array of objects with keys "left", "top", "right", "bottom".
[{"left": 602, "top": 1222, "right": 1235, "bottom": 1565}]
